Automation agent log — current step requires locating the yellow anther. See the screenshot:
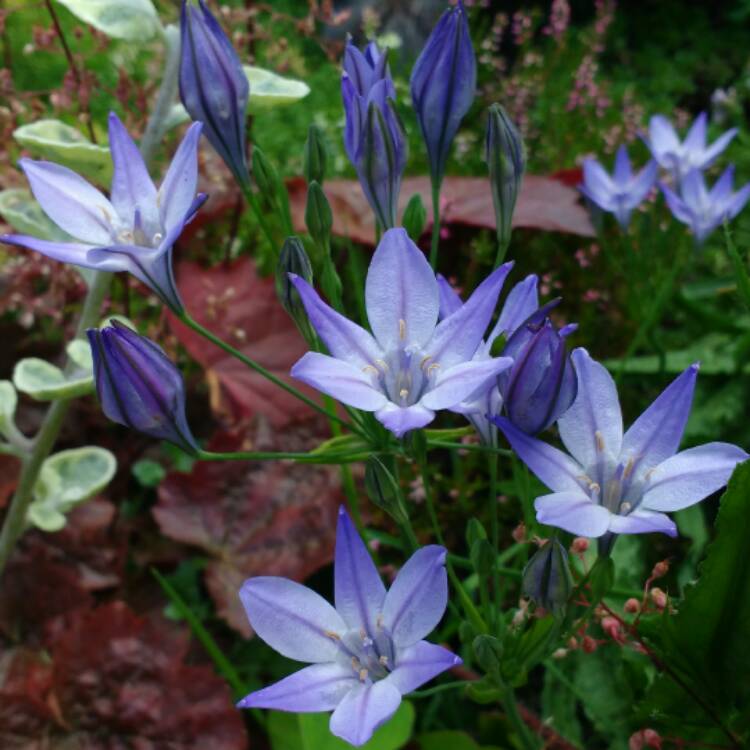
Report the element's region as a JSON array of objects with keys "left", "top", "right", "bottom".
[
  {"left": 399, "top": 319, "right": 407, "bottom": 341},
  {"left": 359, "top": 668, "right": 368, "bottom": 682},
  {"left": 379, "top": 655, "right": 389, "bottom": 666},
  {"left": 589, "top": 482, "right": 601, "bottom": 494},
  {"left": 399, "top": 388, "right": 409, "bottom": 400},
  {"left": 362, "top": 365, "right": 379, "bottom": 375},
  {"left": 622, "top": 458, "right": 635, "bottom": 480},
  {"left": 595, "top": 431, "right": 605, "bottom": 452},
  {"left": 374, "top": 359, "right": 389, "bottom": 372},
  {"left": 620, "top": 501, "right": 632, "bottom": 513},
  {"left": 426, "top": 363, "right": 441, "bottom": 375},
  {"left": 420, "top": 355, "right": 433, "bottom": 370},
  {"left": 324, "top": 630, "right": 341, "bottom": 641}
]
